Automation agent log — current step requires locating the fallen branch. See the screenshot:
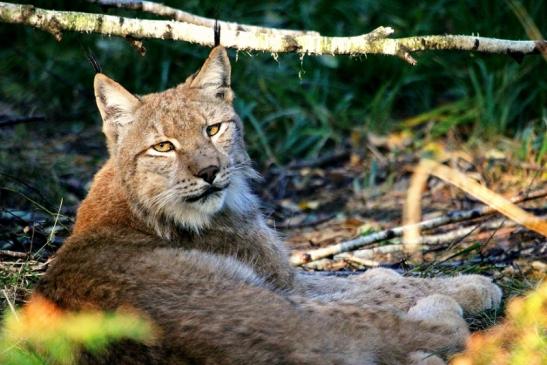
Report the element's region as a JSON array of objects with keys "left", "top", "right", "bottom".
[
  {"left": 334, "top": 244, "right": 426, "bottom": 261},
  {"left": 336, "top": 255, "right": 382, "bottom": 268},
  {"left": 0, "top": 2, "right": 545, "bottom": 64},
  {"left": 0, "top": 249, "right": 28, "bottom": 258},
  {"left": 333, "top": 215, "right": 543, "bottom": 262},
  {"left": 409, "top": 225, "right": 477, "bottom": 246},
  {"left": 325, "top": 218, "right": 545, "bottom": 269},
  {"left": 290, "top": 187, "right": 547, "bottom": 266},
  {"left": 302, "top": 258, "right": 348, "bottom": 271},
  {"left": 402, "top": 157, "right": 431, "bottom": 252}
]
